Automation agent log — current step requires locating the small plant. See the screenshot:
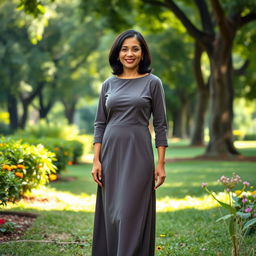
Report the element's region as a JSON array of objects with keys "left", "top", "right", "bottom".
[
  {"left": 0, "top": 218, "right": 19, "bottom": 233},
  {"left": 201, "top": 173, "right": 256, "bottom": 256}
]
